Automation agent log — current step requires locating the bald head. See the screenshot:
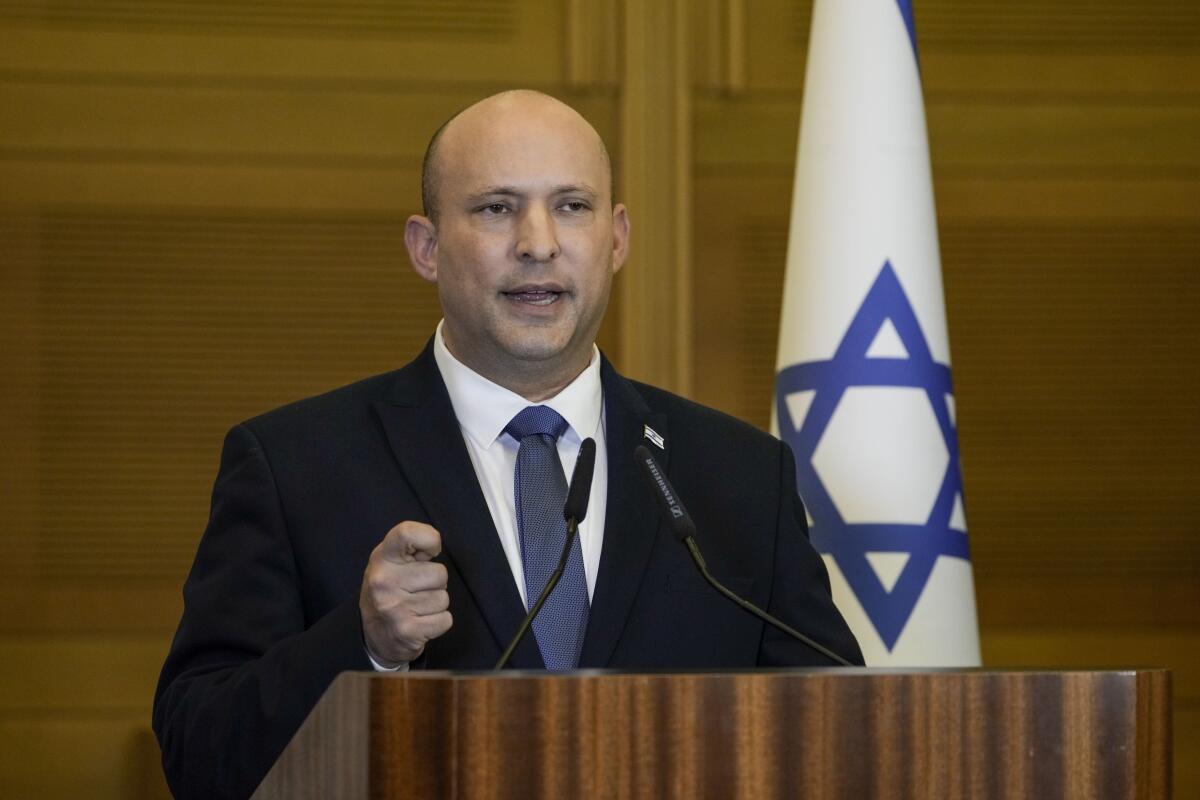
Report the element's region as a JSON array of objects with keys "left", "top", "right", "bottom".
[
  {"left": 420, "top": 90, "right": 613, "bottom": 224},
  {"left": 402, "top": 87, "right": 630, "bottom": 400}
]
